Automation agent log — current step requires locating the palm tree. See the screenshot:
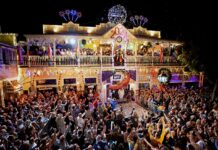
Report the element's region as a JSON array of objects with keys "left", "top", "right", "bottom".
[{"left": 176, "top": 42, "right": 200, "bottom": 74}]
